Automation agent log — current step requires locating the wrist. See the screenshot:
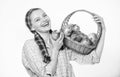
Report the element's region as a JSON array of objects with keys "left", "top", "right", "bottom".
[
  {"left": 52, "top": 48, "right": 58, "bottom": 51},
  {"left": 51, "top": 50, "right": 59, "bottom": 60}
]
